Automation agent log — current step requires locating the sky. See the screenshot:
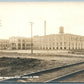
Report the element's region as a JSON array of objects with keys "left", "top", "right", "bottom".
[{"left": 0, "top": 2, "right": 84, "bottom": 39}]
